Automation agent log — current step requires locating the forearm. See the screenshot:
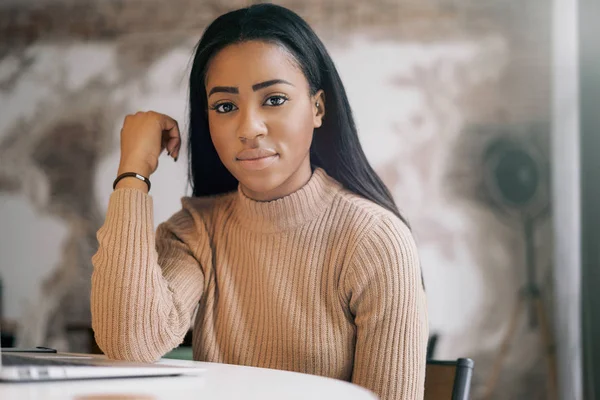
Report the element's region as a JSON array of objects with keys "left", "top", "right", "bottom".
[{"left": 91, "top": 188, "right": 201, "bottom": 362}]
